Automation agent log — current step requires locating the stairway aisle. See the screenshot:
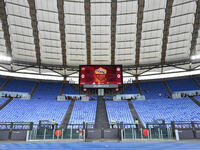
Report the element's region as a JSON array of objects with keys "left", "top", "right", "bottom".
[
  {"left": 30, "top": 82, "right": 39, "bottom": 98},
  {"left": 189, "top": 97, "right": 200, "bottom": 107},
  {"left": 192, "top": 78, "right": 200, "bottom": 89},
  {"left": 0, "top": 98, "right": 13, "bottom": 111},
  {"left": 95, "top": 96, "right": 109, "bottom": 129},
  {"left": 60, "top": 100, "right": 75, "bottom": 128},
  {"left": 128, "top": 100, "right": 144, "bottom": 128},
  {"left": 163, "top": 81, "right": 172, "bottom": 97}
]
